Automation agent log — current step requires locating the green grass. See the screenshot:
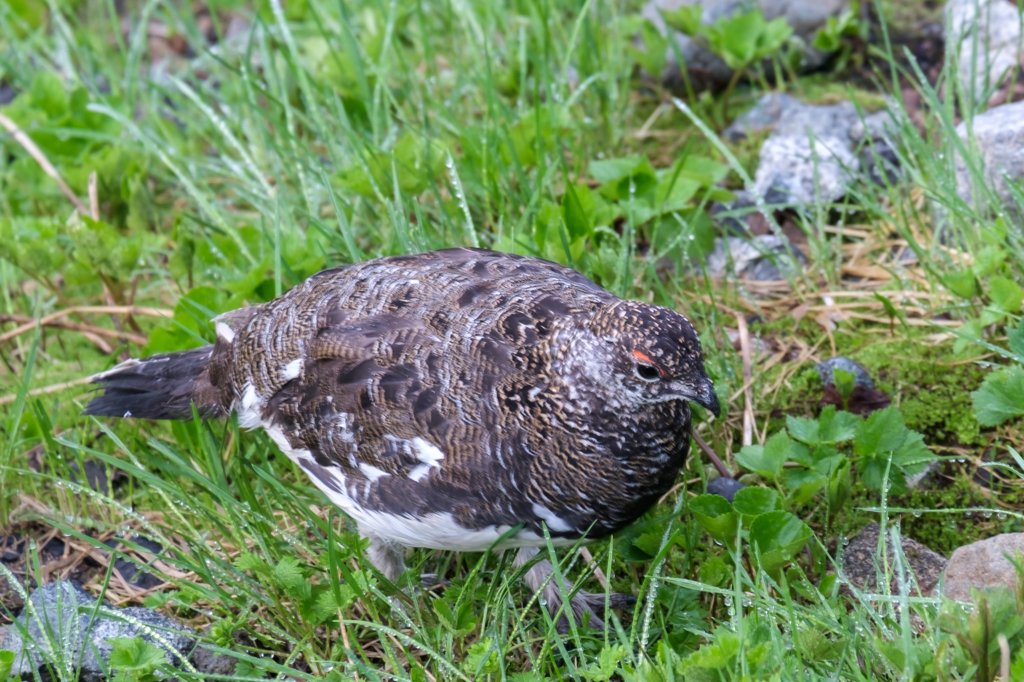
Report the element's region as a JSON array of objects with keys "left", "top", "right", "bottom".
[{"left": 1, "top": 0, "right": 1024, "bottom": 679}]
